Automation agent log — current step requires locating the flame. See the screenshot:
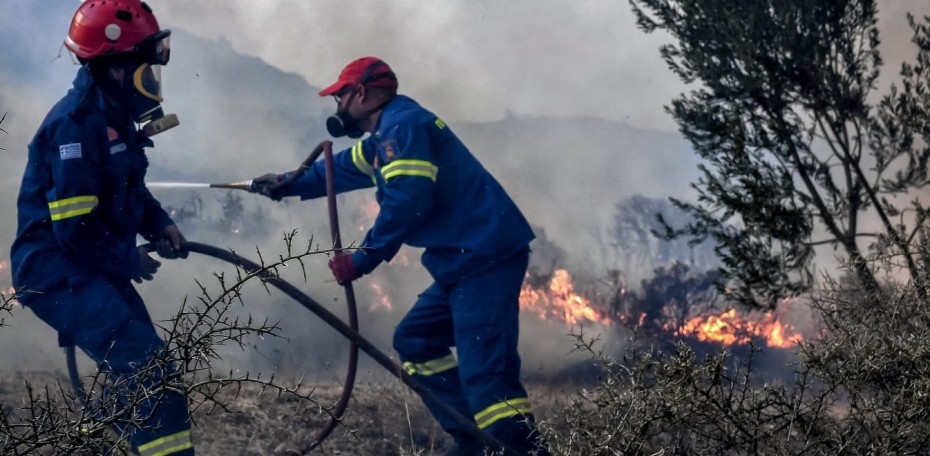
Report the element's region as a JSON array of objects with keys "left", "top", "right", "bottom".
[
  {"left": 368, "top": 279, "right": 393, "bottom": 311},
  {"left": 4, "top": 289, "right": 17, "bottom": 307},
  {"left": 0, "top": 260, "right": 17, "bottom": 307},
  {"left": 675, "top": 308, "right": 803, "bottom": 348},
  {"left": 518, "top": 267, "right": 806, "bottom": 348},
  {"left": 360, "top": 200, "right": 380, "bottom": 232},
  {"left": 390, "top": 246, "right": 412, "bottom": 267},
  {"left": 358, "top": 200, "right": 410, "bottom": 266},
  {"left": 520, "top": 269, "right": 612, "bottom": 325}
]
